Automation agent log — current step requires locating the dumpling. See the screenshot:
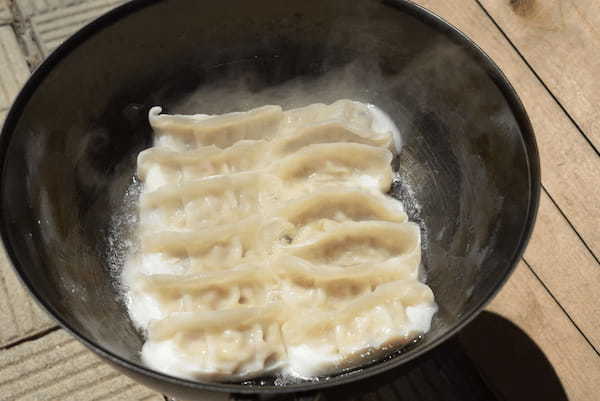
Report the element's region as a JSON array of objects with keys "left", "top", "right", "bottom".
[
  {"left": 281, "top": 100, "right": 401, "bottom": 153},
  {"left": 273, "top": 122, "right": 392, "bottom": 155},
  {"left": 275, "top": 143, "right": 393, "bottom": 192},
  {"left": 137, "top": 140, "right": 269, "bottom": 190},
  {"left": 143, "top": 306, "right": 286, "bottom": 380},
  {"left": 125, "top": 100, "right": 436, "bottom": 382},
  {"left": 138, "top": 123, "right": 390, "bottom": 193},
  {"left": 137, "top": 146, "right": 220, "bottom": 191},
  {"left": 282, "top": 100, "right": 375, "bottom": 134},
  {"left": 126, "top": 266, "right": 277, "bottom": 329},
  {"left": 273, "top": 255, "right": 419, "bottom": 310},
  {"left": 275, "top": 189, "right": 407, "bottom": 244},
  {"left": 139, "top": 217, "right": 292, "bottom": 273},
  {"left": 286, "top": 221, "right": 420, "bottom": 267},
  {"left": 139, "top": 172, "right": 283, "bottom": 230},
  {"left": 281, "top": 281, "right": 436, "bottom": 377},
  {"left": 149, "top": 105, "right": 284, "bottom": 150}
]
